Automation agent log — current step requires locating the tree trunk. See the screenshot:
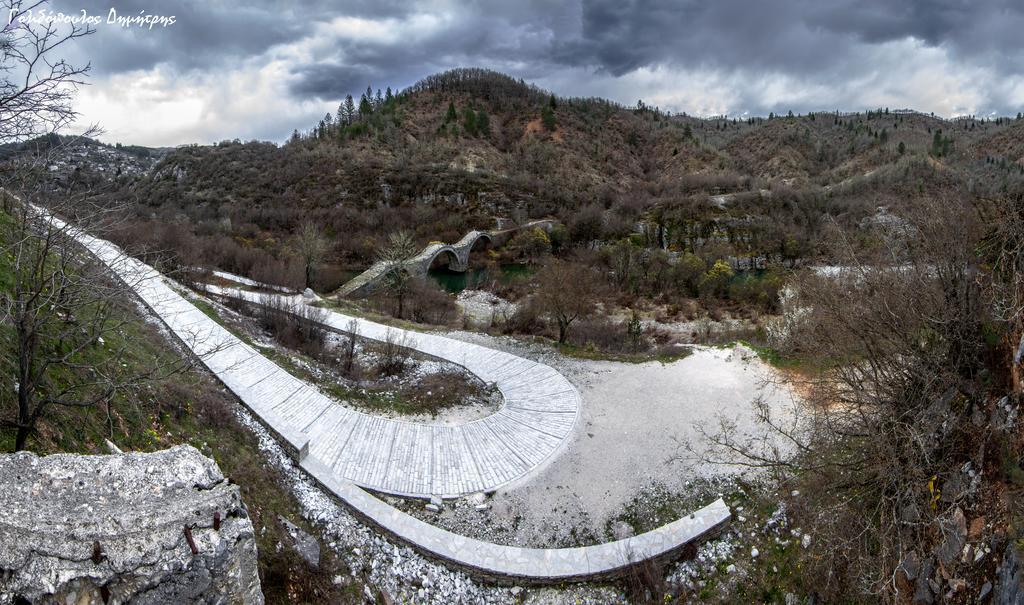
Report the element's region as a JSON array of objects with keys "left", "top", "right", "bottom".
[
  {"left": 14, "top": 426, "right": 29, "bottom": 452},
  {"left": 16, "top": 337, "right": 33, "bottom": 452},
  {"left": 558, "top": 320, "right": 568, "bottom": 344},
  {"left": 305, "top": 263, "right": 313, "bottom": 290}
]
